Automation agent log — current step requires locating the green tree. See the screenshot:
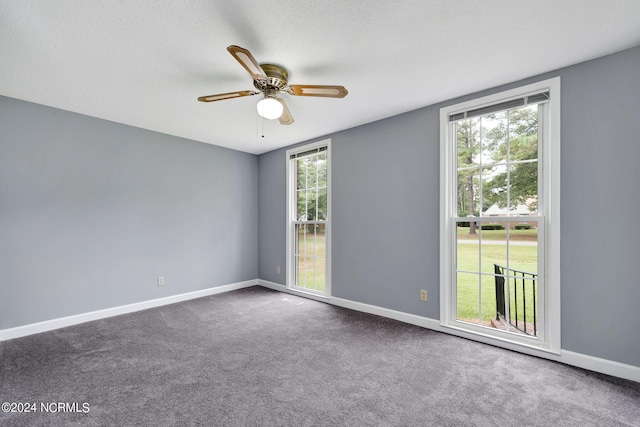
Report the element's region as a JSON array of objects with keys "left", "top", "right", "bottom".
[
  {"left": 482, "top": 106, "right": 538, "bottom": 211},
  {"left": 296, "top": 154, "right": 327, "bottom": 229},
  {"left": 457, "top": 119, "right": 482, "bottom": 234}
]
